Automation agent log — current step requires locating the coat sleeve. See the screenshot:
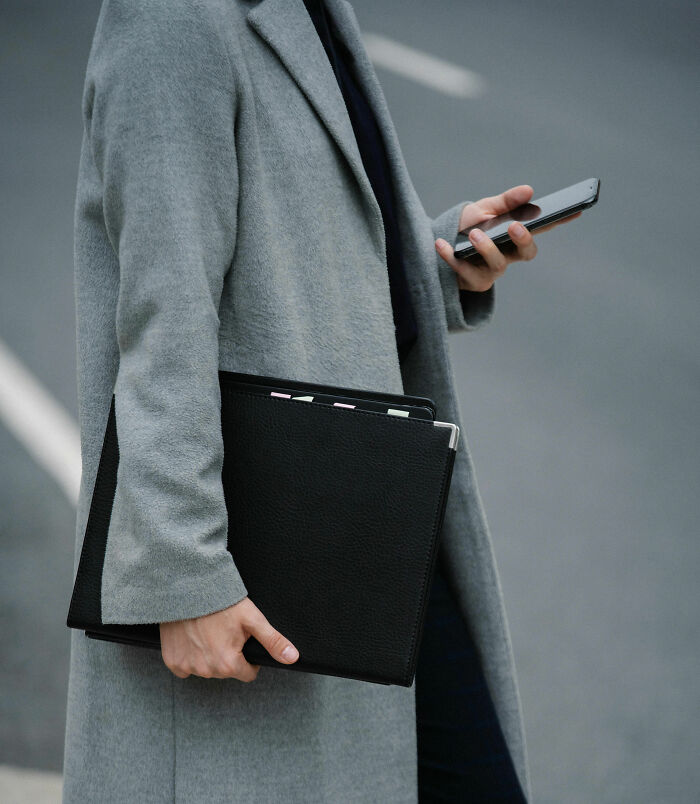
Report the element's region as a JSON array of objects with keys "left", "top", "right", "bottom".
[
  {"left": 430, "top": 200, "right": 496, "bottom": 333},
  {"left": 84, "top": 0, "right": 249, "bottom": 624}
]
